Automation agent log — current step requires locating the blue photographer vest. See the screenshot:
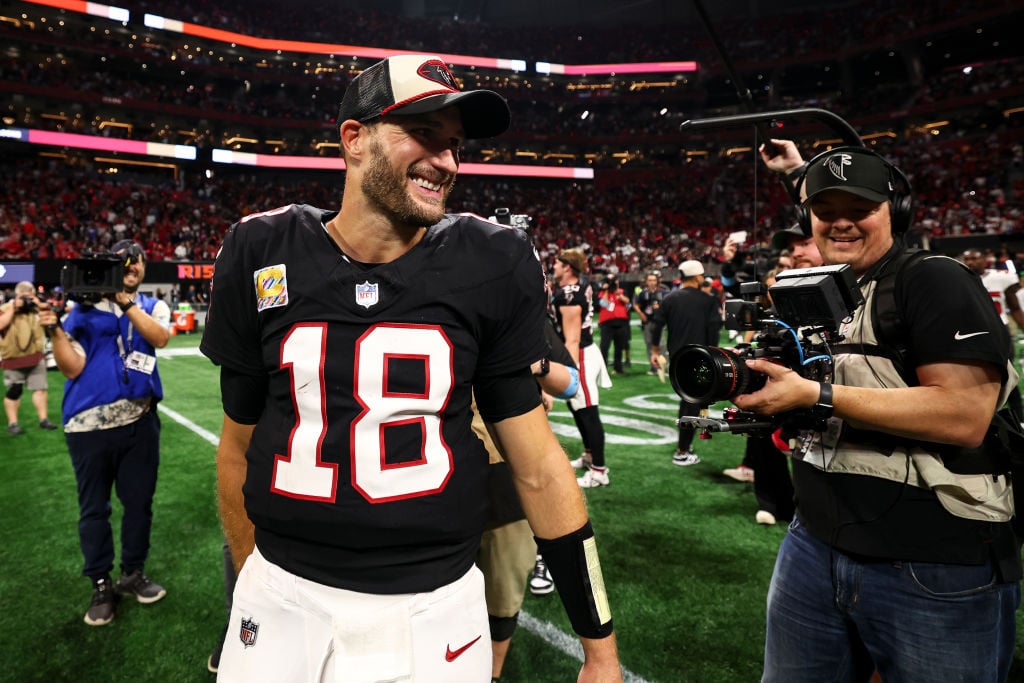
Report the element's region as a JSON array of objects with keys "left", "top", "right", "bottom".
[{"left": 61, "top": 294, "right": 163, "bottom": 423}]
